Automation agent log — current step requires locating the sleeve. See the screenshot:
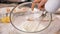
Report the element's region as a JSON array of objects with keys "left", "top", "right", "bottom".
[{"left": 45, "top": 0, "right": 60, "bottom": 13}]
